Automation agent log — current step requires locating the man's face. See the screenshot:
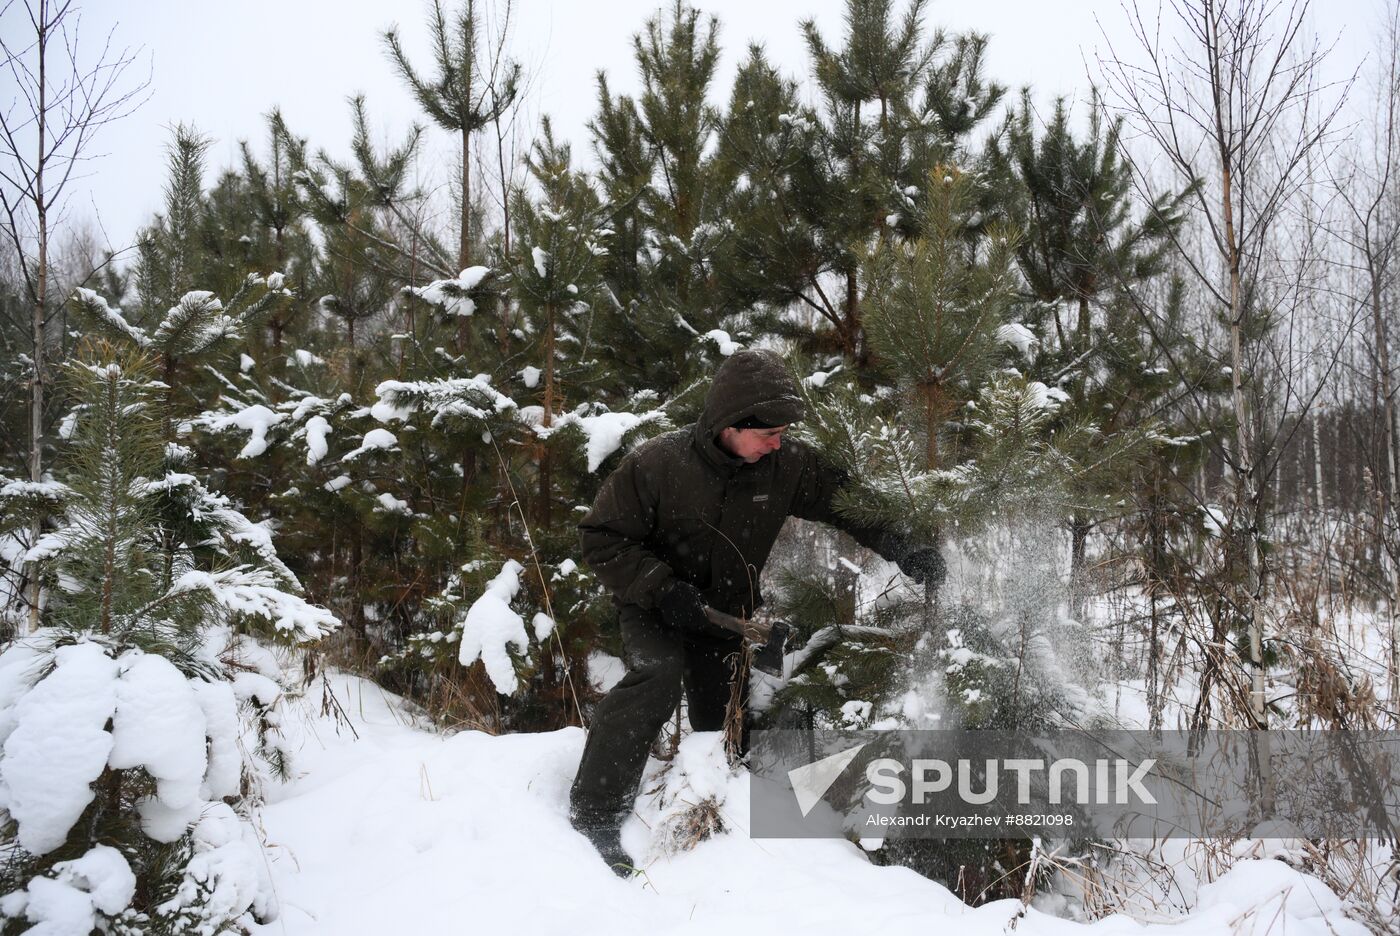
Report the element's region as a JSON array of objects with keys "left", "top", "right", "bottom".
[{"left": 718, "top": 425, "right": 788, "bottom": 463}]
